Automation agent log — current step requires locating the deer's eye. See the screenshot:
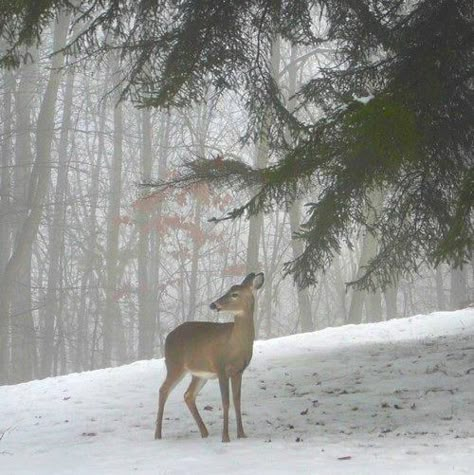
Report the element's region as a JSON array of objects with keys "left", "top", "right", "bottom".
[{"left": 231, "top": 292, "right": 239, "bottom": 299}]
